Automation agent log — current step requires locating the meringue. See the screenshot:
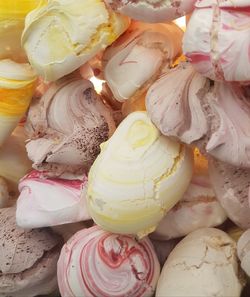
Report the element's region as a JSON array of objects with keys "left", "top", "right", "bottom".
[
  {"left": 183, "top": 1, "right": 250, "bottom": 82},
  {"left": 103, "top": 21, "right": 183, "bottom": 102},
  {"left": 22, "top": 0, "right": 130, "bottom": 81},
  {"left": 0, "top": 177, "right": 9, "bottom": 208},
  {"left": 0, "top": 59, "right": 37, "bottom": 146},
  {"left": 105, "top": 0, "right": 196, "bottom": 23},
  {"left": 209, "top": 158, "right": 250, "bottom": 229},
  {"left": 16, "top": 170, "right": 91, "bottom": 229},
  {"left": 57, "top": 225, "right": 160, "bottom": 297},
  {"left": 152, "top": 149, "right": 227, "bottom": 240},
  {"left": 26, "top": 77, "right": 115, "bottom": 174},
  {"left": 0, "top": 1, "right": 46, "bottom": 62},
  {"left": 146, "top": 63, "right": 250, "bottom": 168},
  {"left": 237, "top": 229, "right": 250, "bottom": 278},
  {"left": 0, "top": 207, "right": 62, "bottom": 297},
  {"left": 87, "top": 111, "right": 193, "bottom": 238},
  {"left": 156, "top": 228, "right": 244, "bottom": 297},
  {"left": 0, "top": 126, "right": 32, "bottom": 197}
]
